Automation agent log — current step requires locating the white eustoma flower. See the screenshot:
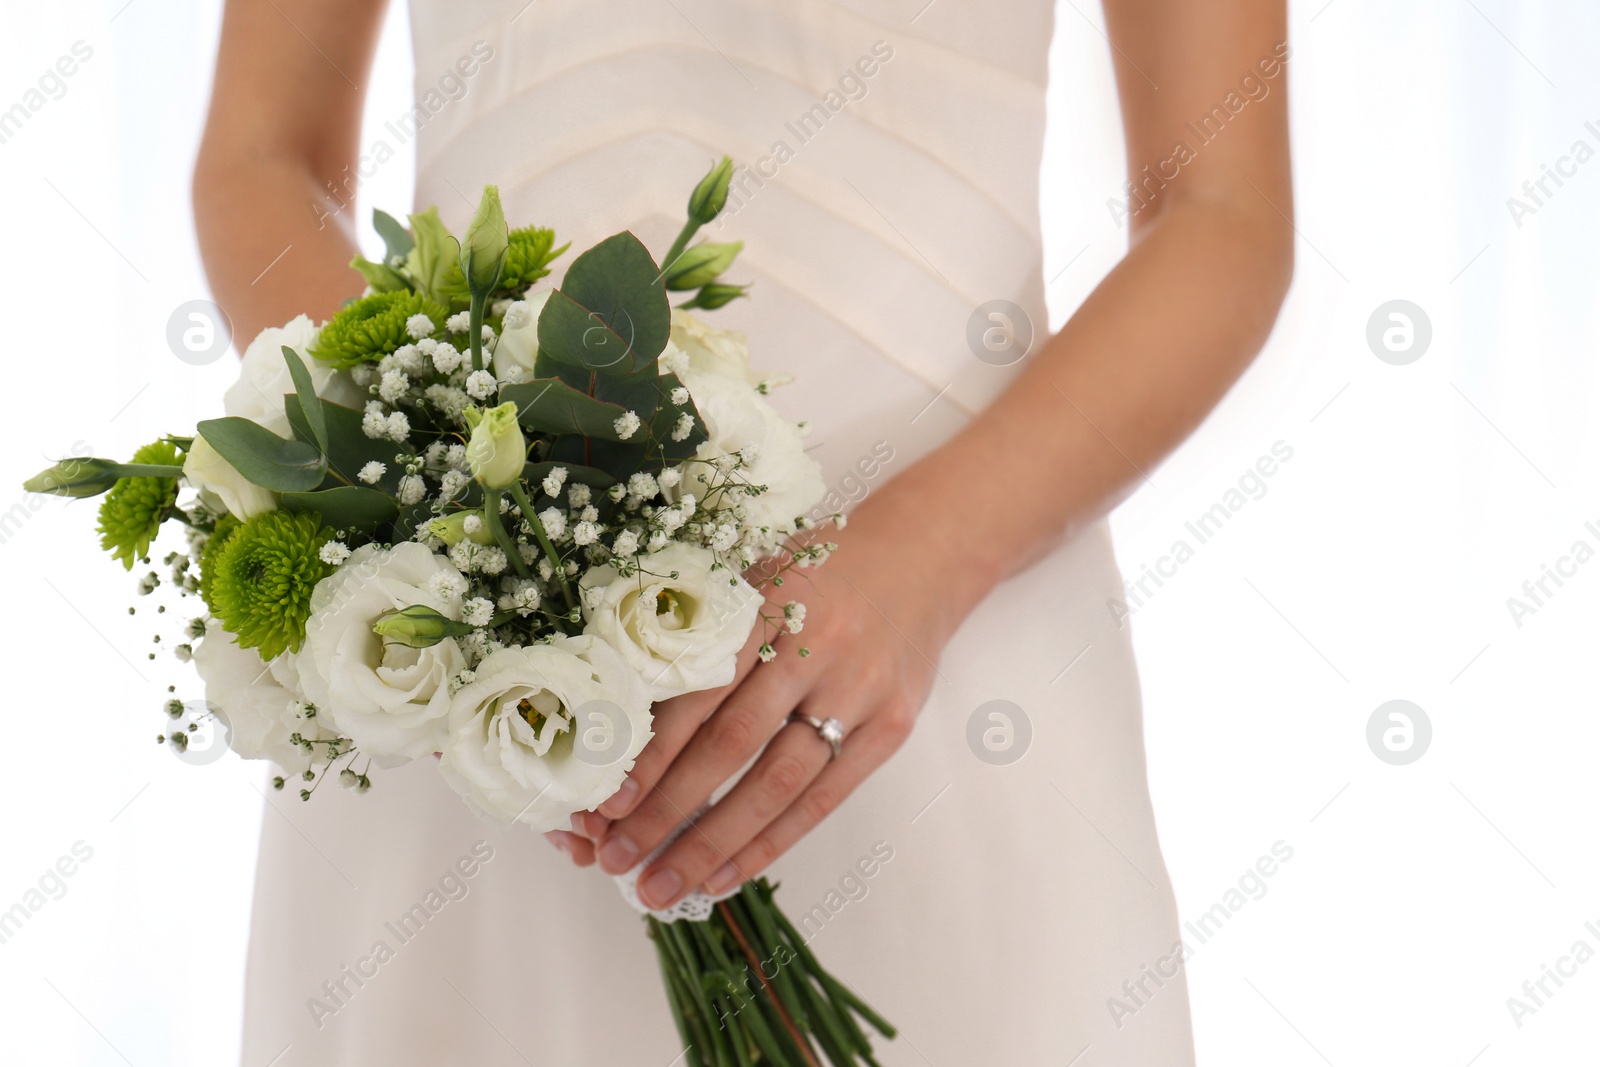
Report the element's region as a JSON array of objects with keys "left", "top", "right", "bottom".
[
  {"left": 668, "top": 310, "right": 762, "bottom": 385},
  {"left": 668, "top": 370, "right": 826, "bottom": 545},
  {"left": 225, "top": 314, "right": 364, "bottom": 435},
  {"left": 438, "top": 634, "right": 652, "bottom": 831},
  {"left": 192, "top": 620, "right": 336, "bottom": 775},
  {"left": 296, "top": 543, "right": 468, "bottom": 761},
  {"left": 581, "top": 542, "right": 763, "bottom": 699},
  {"left": 492, "top": 289, "right": 554, "bottom": 383},
  {"left": 184, "top": 436, "right": 276, "bottom": 519}
]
